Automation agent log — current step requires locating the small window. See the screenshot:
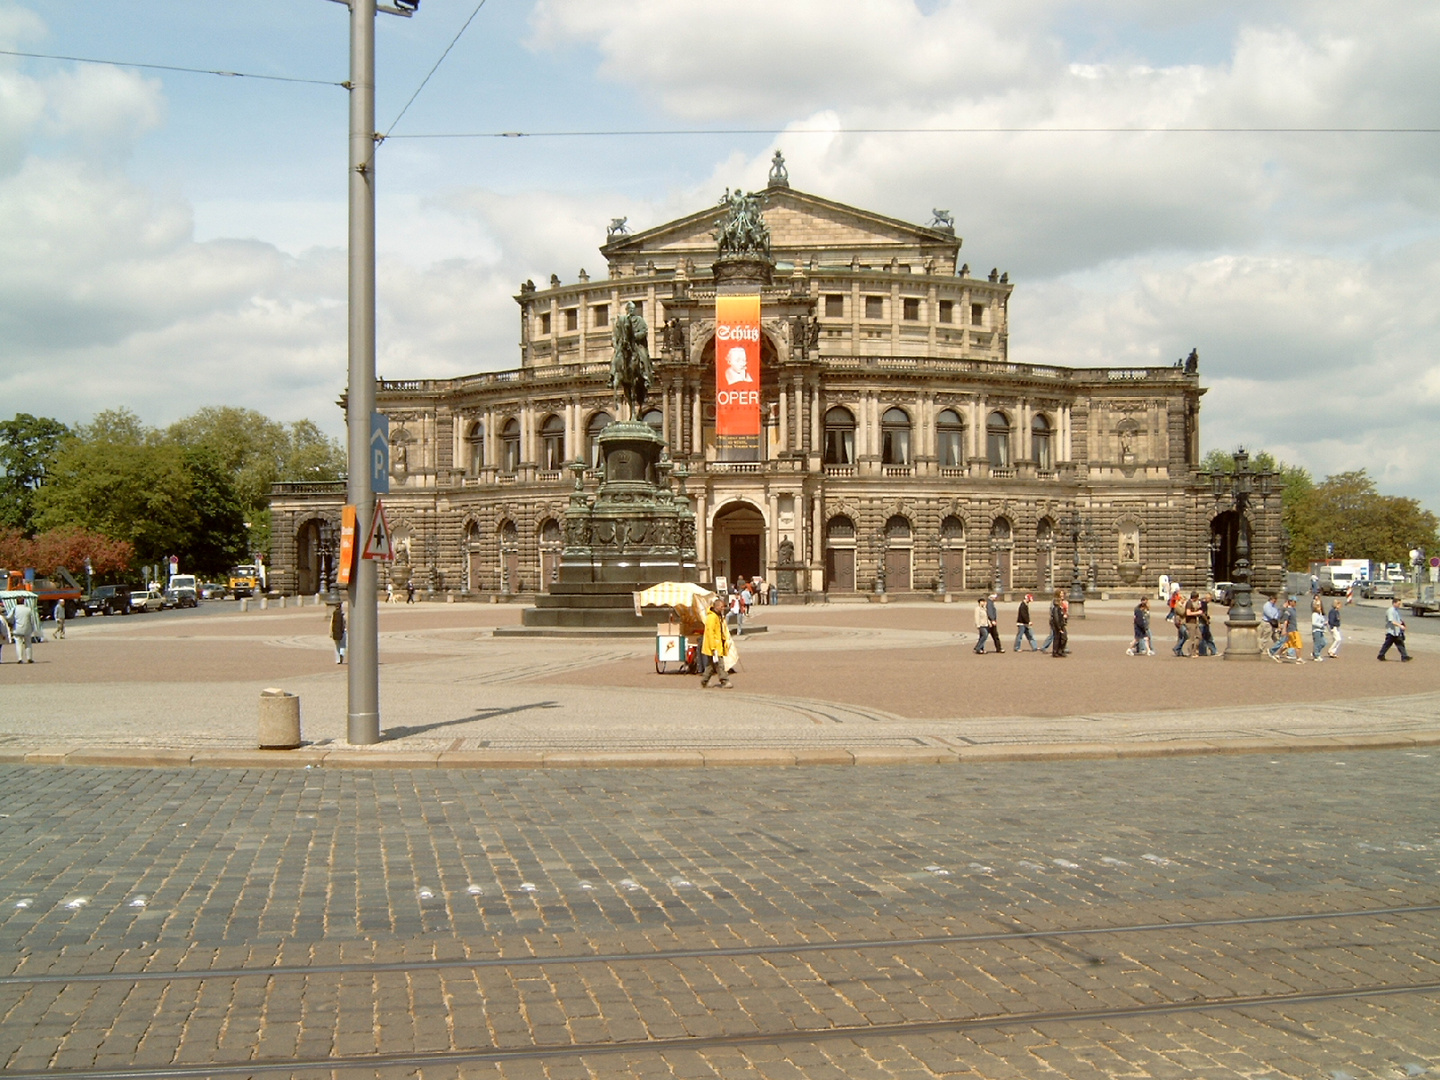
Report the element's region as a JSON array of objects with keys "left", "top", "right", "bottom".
[
  {"left": 564, "top": 308, "right": 578, "bottom": 332},
  {"left": 881, "top": 407, "right": 911, "bottom": 466},
  {"left": 538, "top": 312, "right": 551, "bottom": 335},
  {"left": 500, "top": 419, "right": 521, "bottom": 474},
  {"left": 540, "top": 414, "right": 566, "bottom": 471},
  {"left": 823, "top": 407, "right": 856, "bottom": 466},
  {"left": 936, "top": 409, "right": 964, "bottom": 468},
  {"left": 824, "top": 294, "right": 845, "bottom": 318},
  {"left": 864, "top": 296, "right": 884, "bottom": 320},
  {"left": 464, "top": 421, "right": 484, "bottom": 474},
  {"left": 593, "top": 304, "right": 609, "bottom": 328},
  {"left": 986, "top": 411, "right": 1010, "bottom": 468},
  {"left": 902, "top": 298, "right": 919, "bottom": 321},
  {"left": 971, "top": 303, "right": 984, "bottom": 327},
  {"left": 641, "top": 409, "right": 663, "bottom": 438},
  {"left": 1032, "top": 414, "right": 1052, "bottom": 471},
  {"left": 938, "top": 300, "right": 954, "bottom": 324}
]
